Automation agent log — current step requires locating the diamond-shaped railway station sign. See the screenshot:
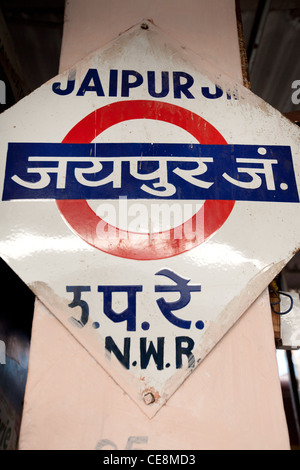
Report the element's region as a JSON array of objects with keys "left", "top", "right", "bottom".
[{"left": 0, "top": 21, "right": 299, "bottom": 417}]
